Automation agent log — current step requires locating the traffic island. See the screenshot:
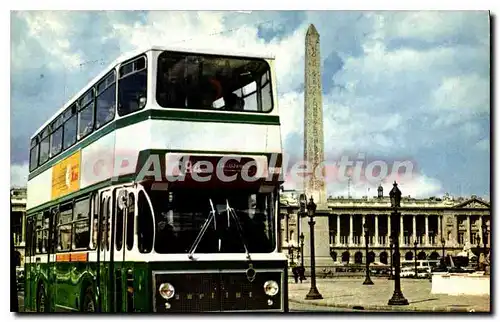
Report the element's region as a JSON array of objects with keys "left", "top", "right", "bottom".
[{"left": 288, "top": 277, "right": 490, "bottom": 312}]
